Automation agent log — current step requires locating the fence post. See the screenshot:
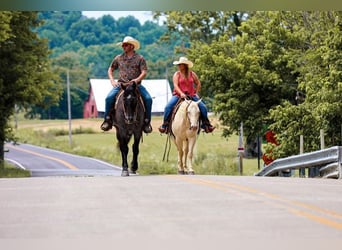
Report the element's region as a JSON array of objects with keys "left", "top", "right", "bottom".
[
  {"left": 320, "top": 129, "right": 325, "bottom": 149},
  {"left": 238, "top": 122, "right": 244, "bottom": 175}
]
